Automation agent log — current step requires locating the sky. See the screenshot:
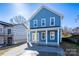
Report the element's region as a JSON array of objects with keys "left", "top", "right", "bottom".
[{"left": 0, "top": 3, "right": 79, "bottom": 28}]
